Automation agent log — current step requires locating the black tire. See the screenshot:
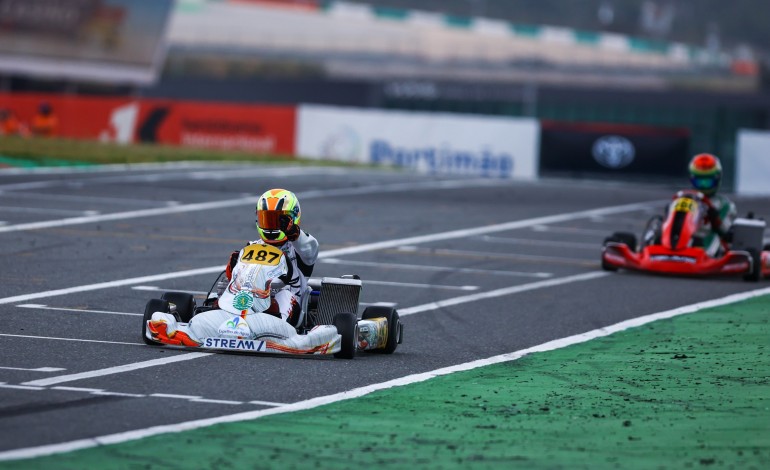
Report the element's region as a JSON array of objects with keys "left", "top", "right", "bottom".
[
  {"left": 605, "top": 232, "right": 638, "bottom": 252},
  {"left": 142, "top": 299, "right": 170, "bottom": 345},
  {"left": 743, "top": 249, "right": 762, "bottom": 282},
  {"left": 361, "top": 306, "right": 401, "bottom": 354},
  {"left": 332, "top": 312, "right": 358, "bottom": 359},
  {"left": 161, "top": 292, "right": 196, "bottom": 322},
  {"left": 600, "top": 253, "right": 619, "bottom": 272}
]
